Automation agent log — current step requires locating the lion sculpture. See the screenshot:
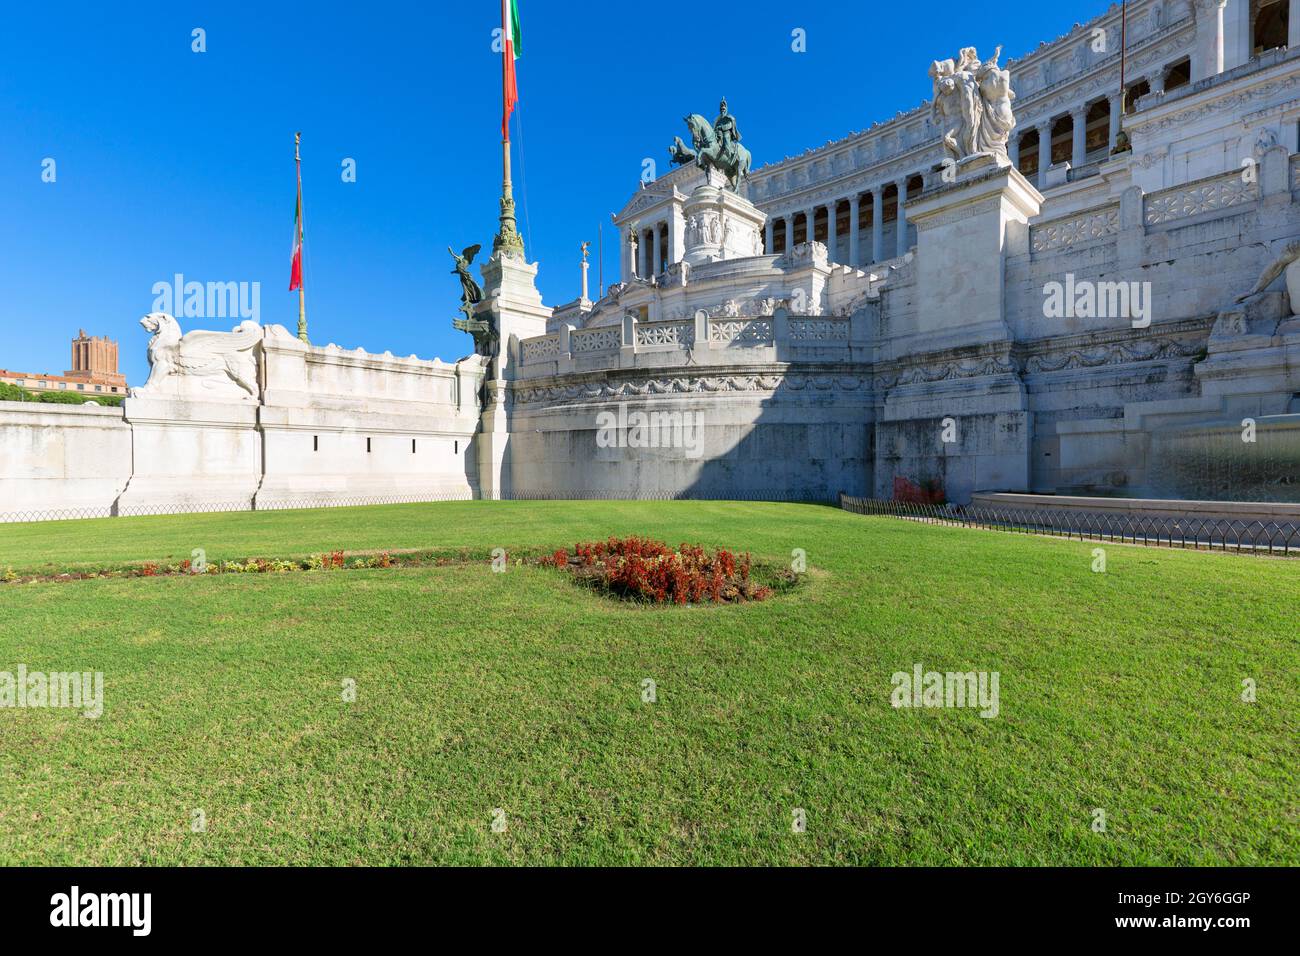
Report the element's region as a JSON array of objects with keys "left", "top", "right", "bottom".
[{"left": 129, "top": 312, "right": 261, "bottom": 401}]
